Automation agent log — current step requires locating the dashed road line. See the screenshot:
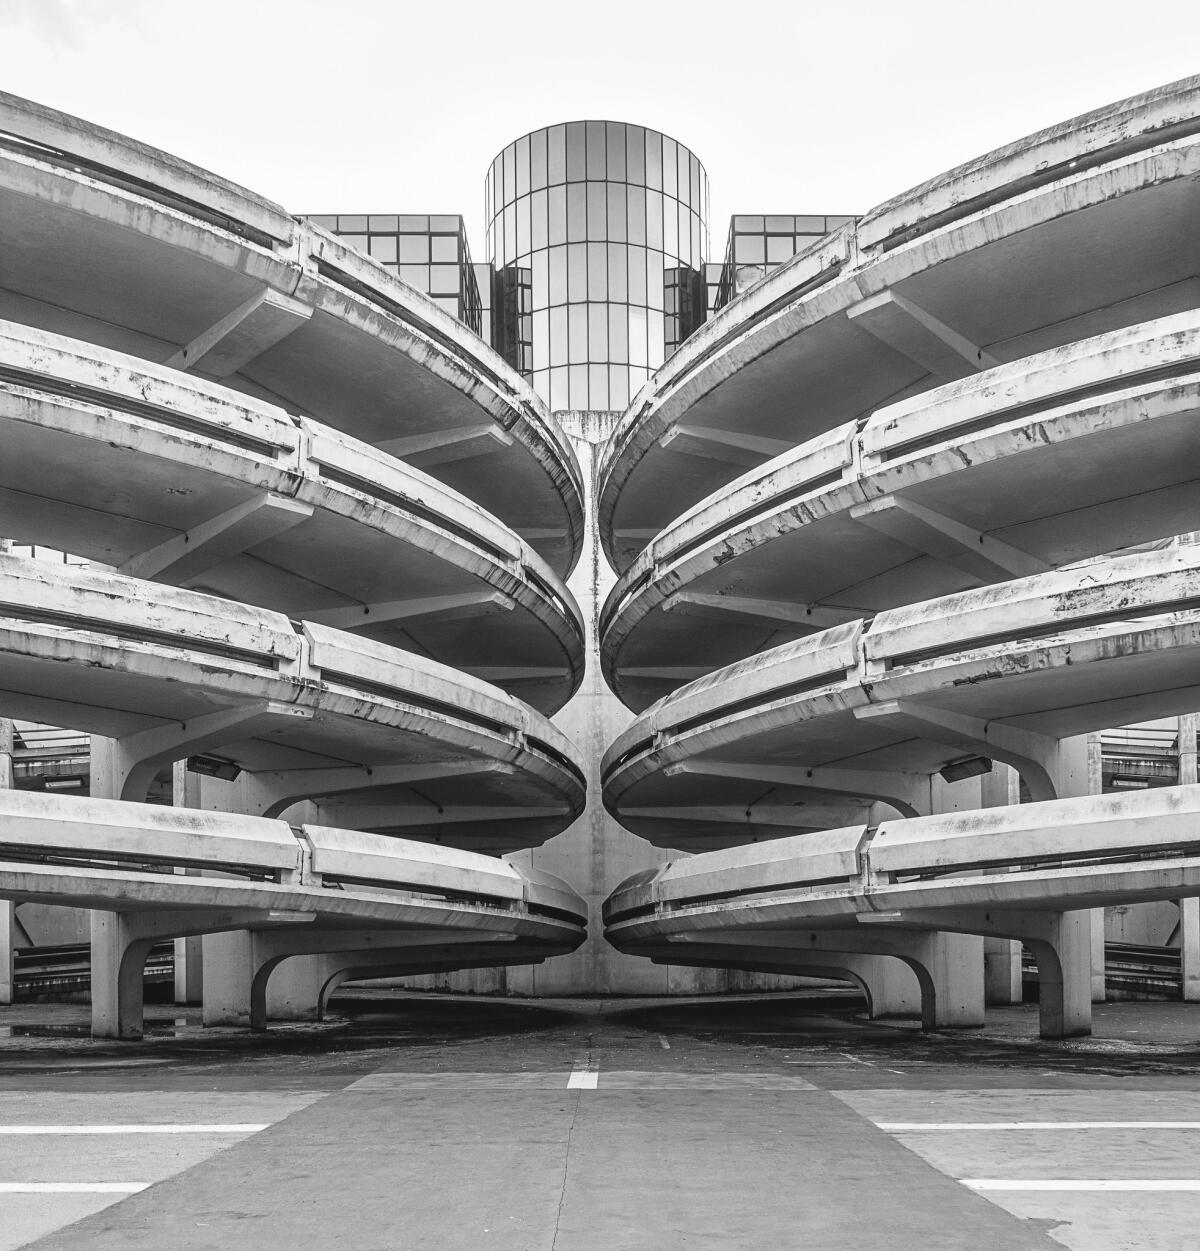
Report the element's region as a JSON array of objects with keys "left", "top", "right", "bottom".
[
  {"left": 566, "top": 1067, "right": 598, "bottom": 1090},
  {"left": 881, "top": 1121, "right": 1200, "bottom": 1132},
  {"left": 0, "top": 1183, "right": 149, "bottom": 1194},
  {"left": 0, "top": 1124, "right": 267, "bottom": 1135},
  {"left": 963, "top": 1179, "right": 1200, "bottom": 1192}
]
